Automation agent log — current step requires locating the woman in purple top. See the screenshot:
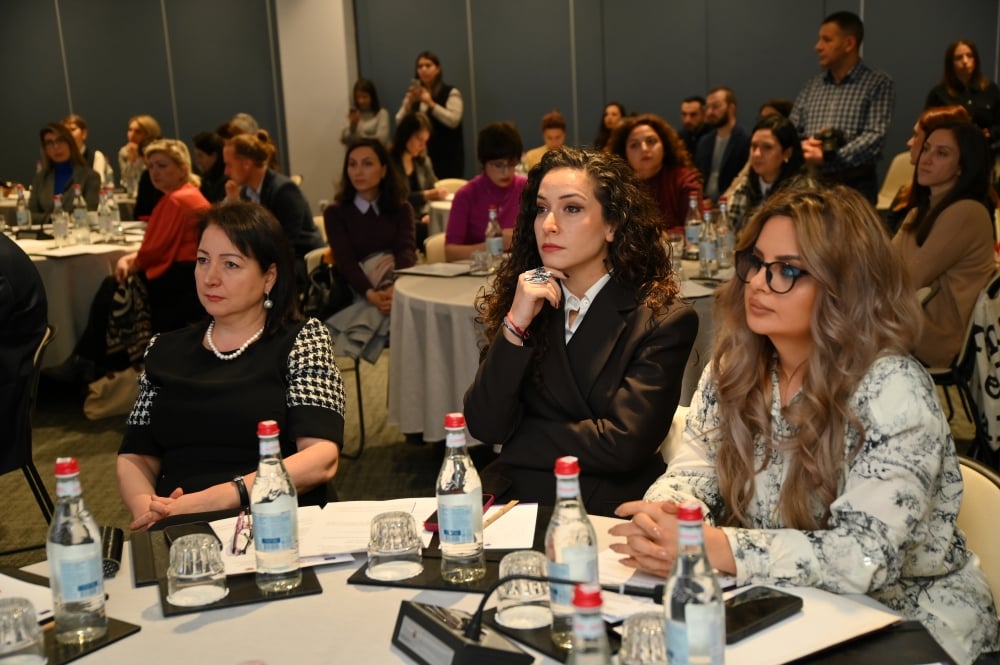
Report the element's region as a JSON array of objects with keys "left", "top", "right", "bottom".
[
  {"left": 445, "top": 122, "right": 527, "bottom": 261},
  {"left": 323, "top": 139, "right": 416, "bottom": 315}
]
